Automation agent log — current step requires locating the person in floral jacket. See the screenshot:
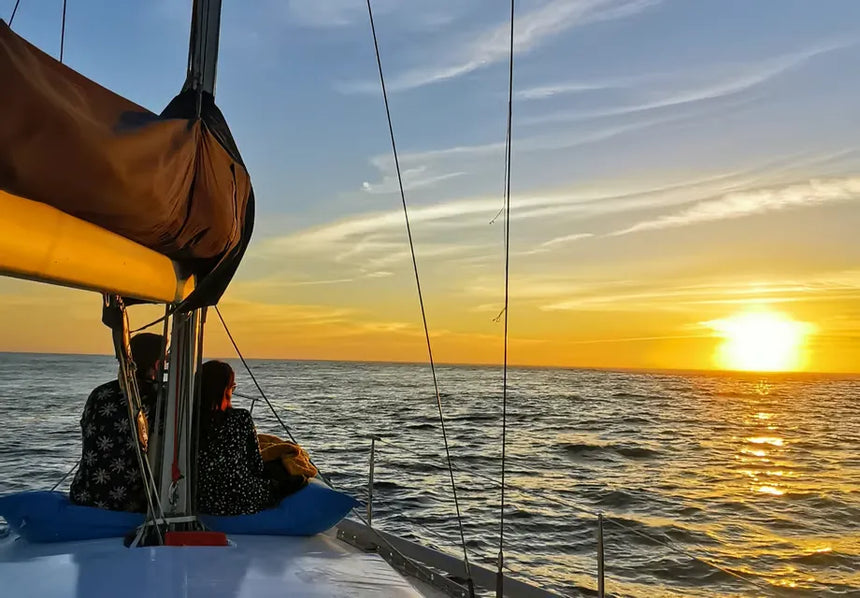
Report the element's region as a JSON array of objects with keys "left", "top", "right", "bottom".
[{"left": 69, "top": 333, "right": 163, "bottom": 512}]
